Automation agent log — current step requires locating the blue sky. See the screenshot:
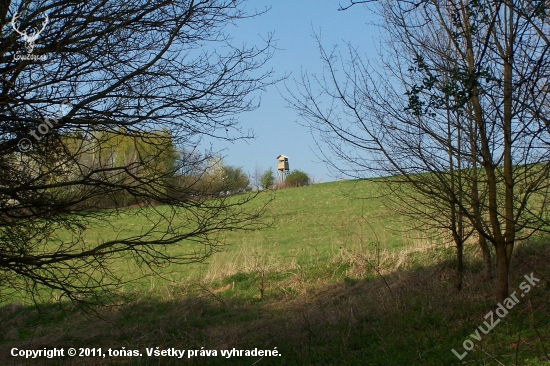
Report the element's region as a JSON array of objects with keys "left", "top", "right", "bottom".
[{"left": 210, "top": 0, "right": 381, "bottom": 183}]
